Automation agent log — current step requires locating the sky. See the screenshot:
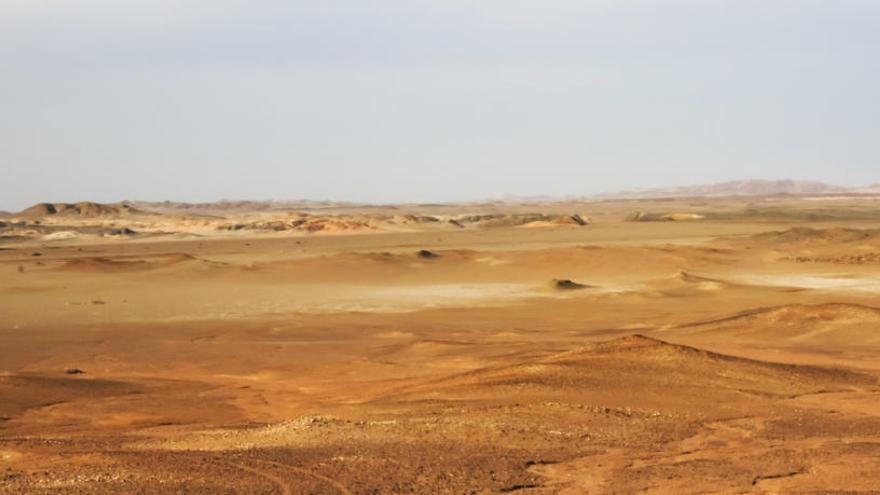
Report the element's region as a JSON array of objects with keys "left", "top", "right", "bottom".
[{"left": 2, "top": 0, "right": 879, "bottom": 210}]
